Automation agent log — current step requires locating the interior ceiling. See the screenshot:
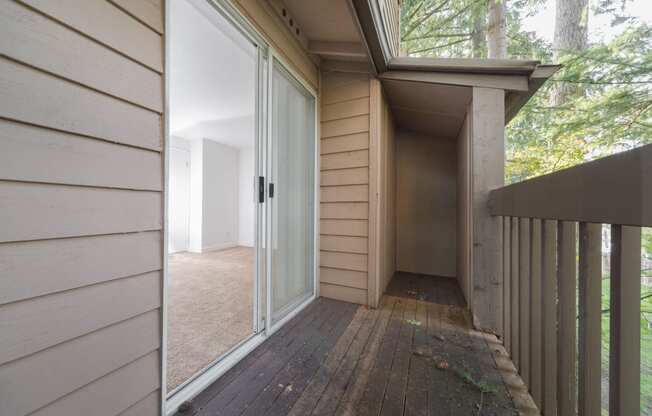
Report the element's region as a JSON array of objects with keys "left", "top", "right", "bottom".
[
  {"left": 283, "top": 0, "right": 361, "bottom": 43},
  {"left": 169, "top": 0, "right": 255, "bottom": 149},
  {"left": 382, "top": 80, "right": 472, "bottom": 139}
]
